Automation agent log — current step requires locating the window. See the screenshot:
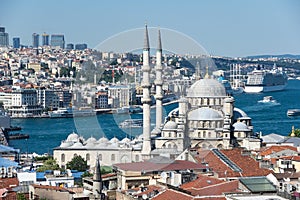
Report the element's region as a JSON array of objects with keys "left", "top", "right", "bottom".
[
  {"left": 74, "top": 153, "right": 77, "bottom": 158},
  {"left": 86, "top": 153, "right": 90, "bottom": 161},
  {"left": 135, "top": 155, "right": 139, "bottom": 162},
  {"left": 111, "top": 154, "right": 115, "bottom": 161},
  {"left": 99, "top": 154, "right": 102, "bottom": 161},
  {"left": 61, "top": 154, "right": 65, "bottom": 162}
]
